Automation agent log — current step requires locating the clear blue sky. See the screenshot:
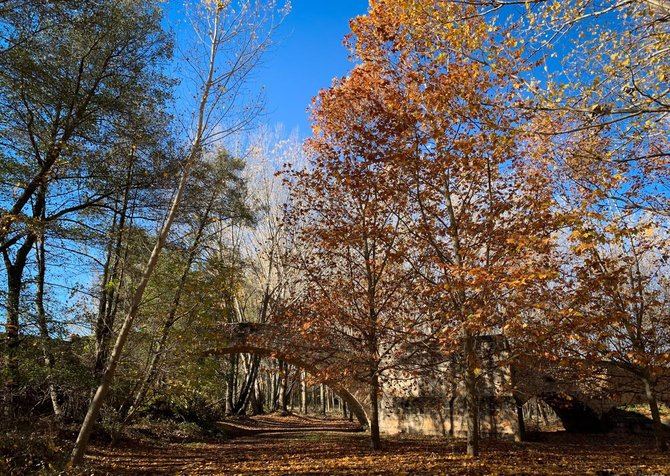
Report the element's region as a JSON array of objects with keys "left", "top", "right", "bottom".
[{"left": 254, "top": 0, "right": 368, "bottom": 135}]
